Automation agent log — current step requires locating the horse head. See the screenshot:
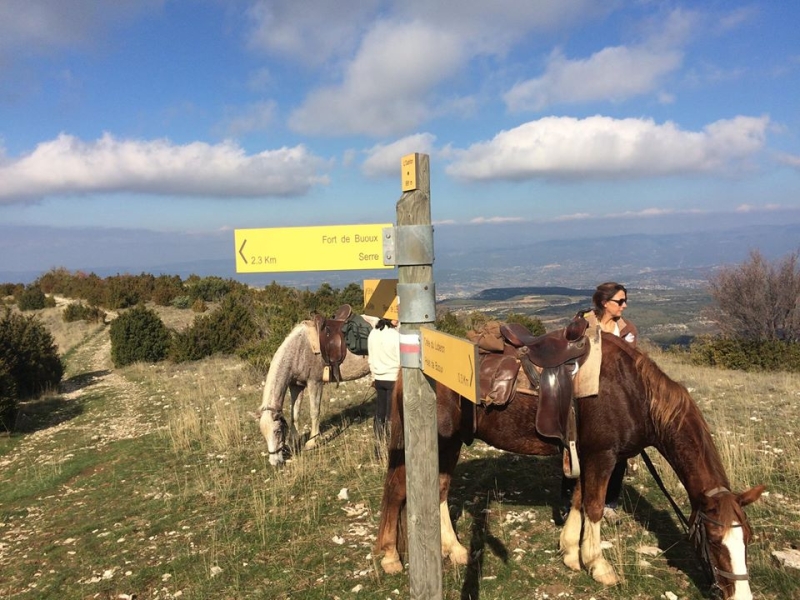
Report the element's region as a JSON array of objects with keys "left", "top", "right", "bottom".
[
  {"left": 257, "top": 406, "right": 288, "bottom": 467},
  {"left": 690, "top": 485, "right": 765, "bottom": 600}
]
